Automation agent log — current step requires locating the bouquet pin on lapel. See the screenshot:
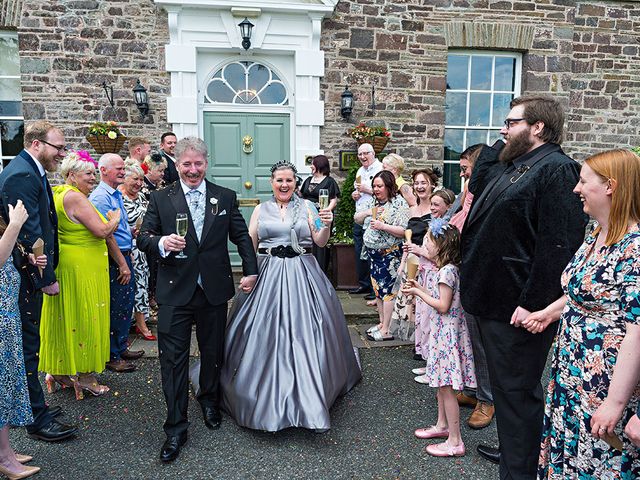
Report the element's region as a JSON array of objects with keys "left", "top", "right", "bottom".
[{"left": 210, "top": 196, "right": 218, "bottom": 215}]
